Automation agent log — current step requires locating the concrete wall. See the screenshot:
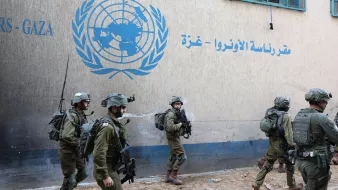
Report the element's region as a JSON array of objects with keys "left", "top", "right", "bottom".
[{"left": 1, "top": 0, "right": 338, "bottom": 188}]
